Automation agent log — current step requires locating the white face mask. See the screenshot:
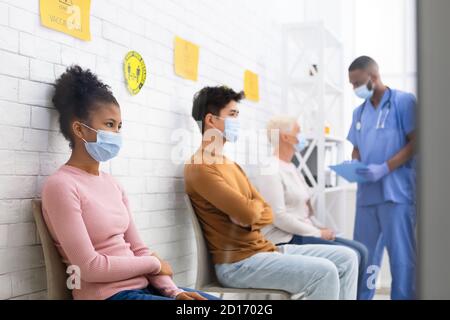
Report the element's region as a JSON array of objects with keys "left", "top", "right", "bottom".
[
  {"left": 213, "top": 116, "right": 240, "bottom": 143},
  {"left": 80, "top": 123, "right": 122, "bottom": 162},
  {"left": 354, "top": 80, "right": 374, "bottom": 100},
  {"left": 294, "top": 133, "right": 308, "bottom": 152}
]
